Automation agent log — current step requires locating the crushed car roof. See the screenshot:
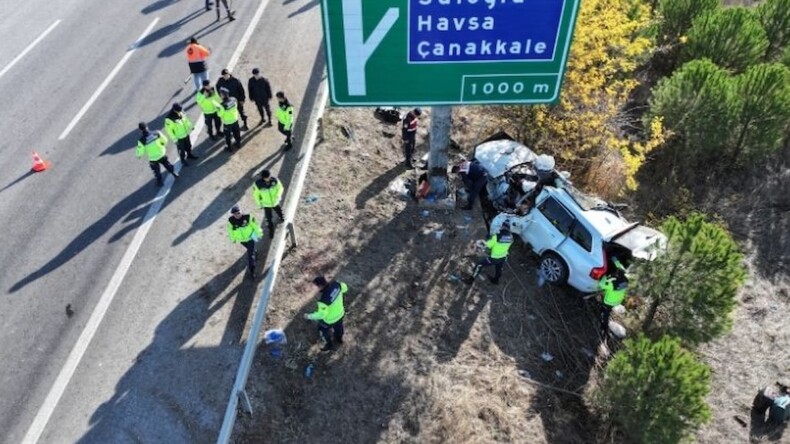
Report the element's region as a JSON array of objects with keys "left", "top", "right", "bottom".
[{"left": 473, "top": 139, "right": 537, "bottom": 178}]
